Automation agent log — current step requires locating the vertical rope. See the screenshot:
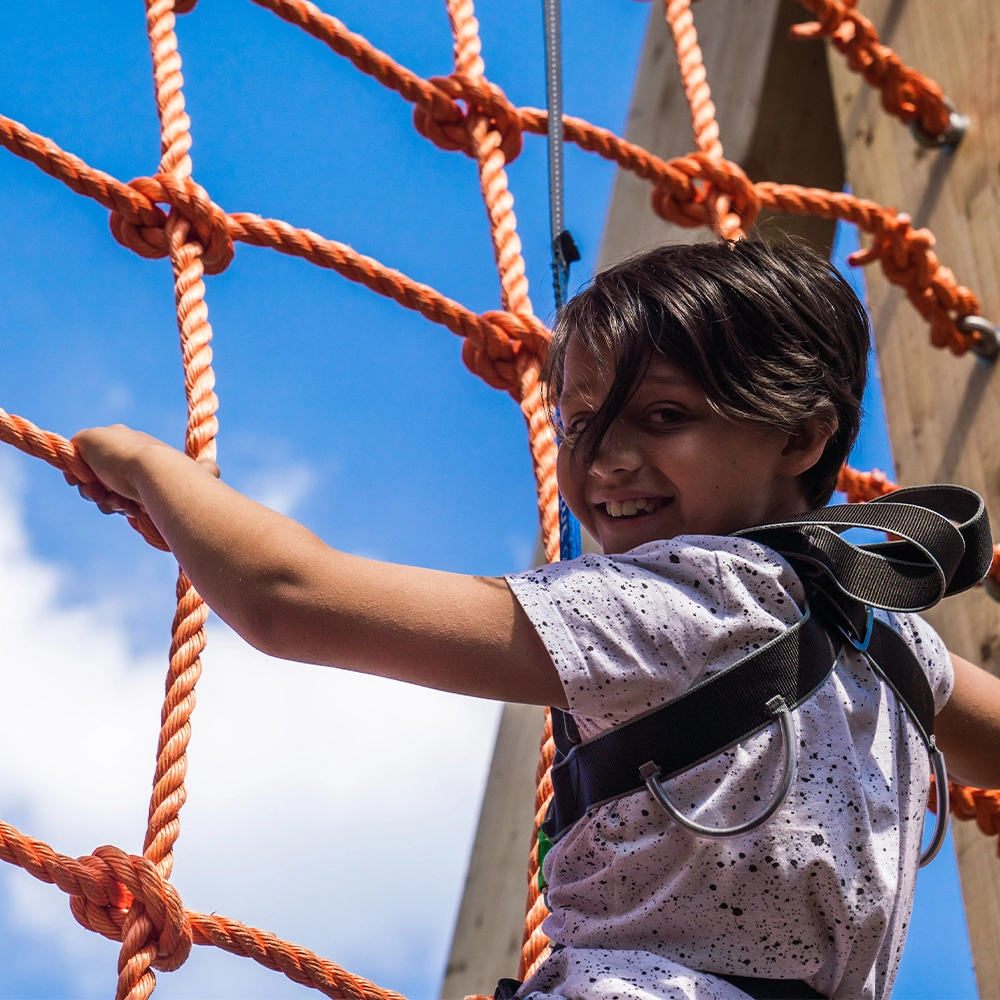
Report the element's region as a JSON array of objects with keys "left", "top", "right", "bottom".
[
  {"left": 115, "top": 2, "right": 220, "bottom": 996},
  {"left": 444, "top": 0, "right": 559, "bottom": 979},
  {"left": 663, "top": 0, "right": 742, "bottom": 239},
  {"left": 444, "top": 0, "right": 559, "bottom": 564}
]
